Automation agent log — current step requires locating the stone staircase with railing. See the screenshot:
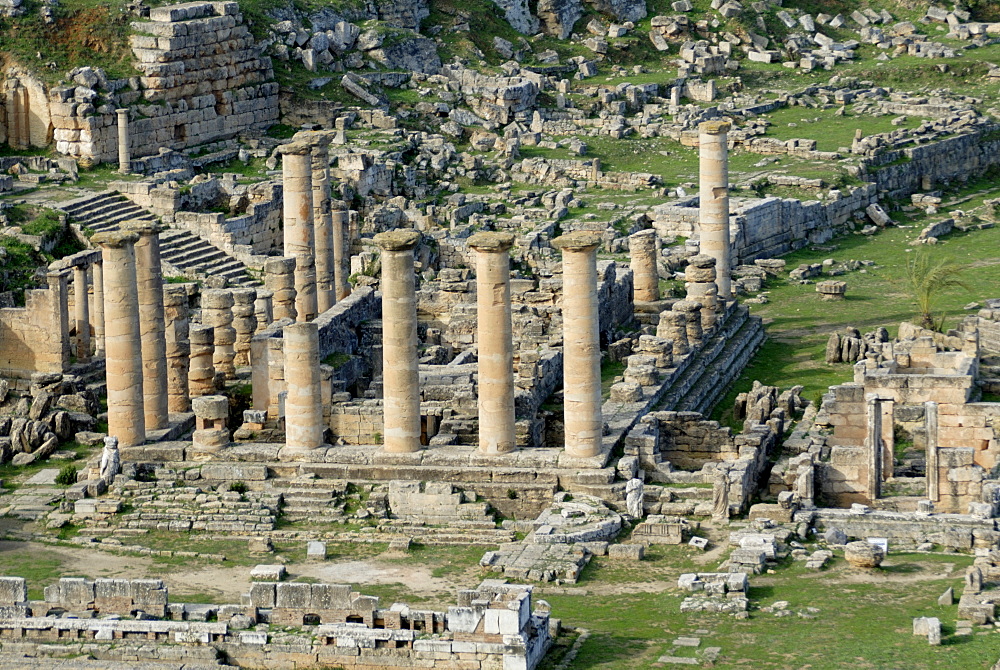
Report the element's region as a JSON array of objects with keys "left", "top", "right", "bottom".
[{"left": 60, "top": 191, "right": 258, "bottom": 287}]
